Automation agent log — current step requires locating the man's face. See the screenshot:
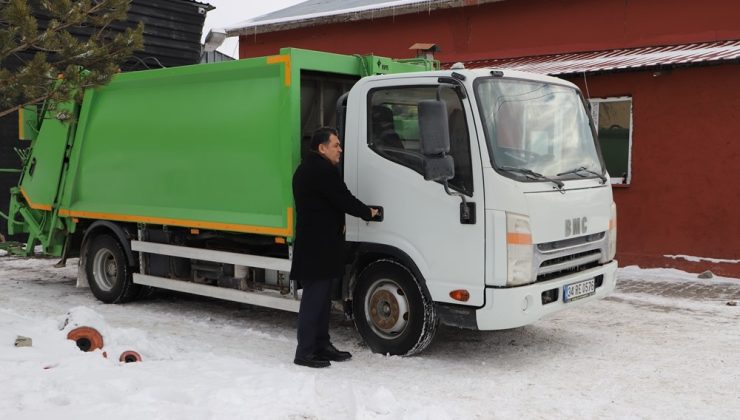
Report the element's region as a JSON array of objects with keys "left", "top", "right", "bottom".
[{"left": 318, "top": 134, "right": 342, "bottom": 165}]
